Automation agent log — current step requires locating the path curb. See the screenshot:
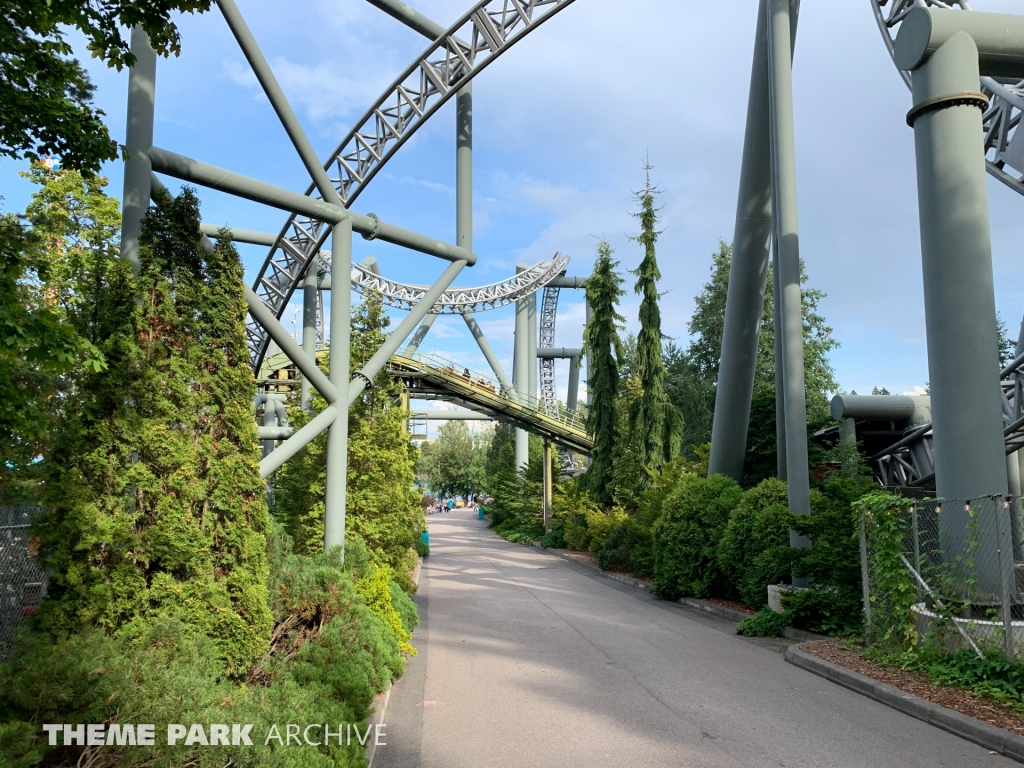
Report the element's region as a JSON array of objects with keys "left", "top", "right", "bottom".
[
  {"left": 530, "top": 542, "right": 651, "bottom": 590},
  {"left": 367, "top": 557, "right": 423, "bottom": 768},
  {"left": 786, "top": 644, "right": 1024, "bottom": 763}
]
